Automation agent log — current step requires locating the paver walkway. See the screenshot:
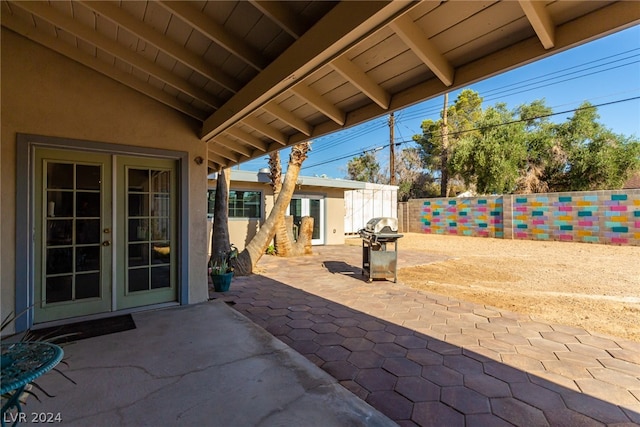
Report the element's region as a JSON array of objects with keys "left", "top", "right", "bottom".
[{"left": 211, "top": 245, "right": 640, "bottom": 426}]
